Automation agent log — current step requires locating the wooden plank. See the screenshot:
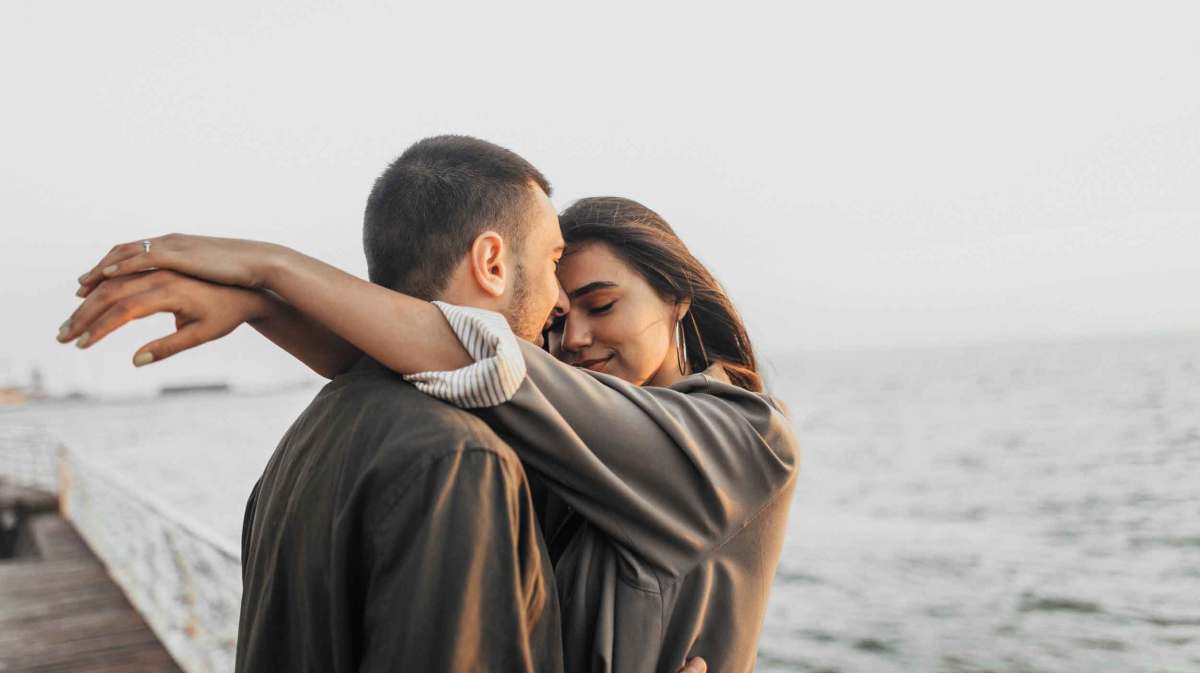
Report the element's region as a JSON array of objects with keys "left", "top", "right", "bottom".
[
  {"left": 27, "top": 515, "right": 93, "bottom": 561},
  {"left": 0, "top": 515, "right": 184, "bottom": 673}
]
